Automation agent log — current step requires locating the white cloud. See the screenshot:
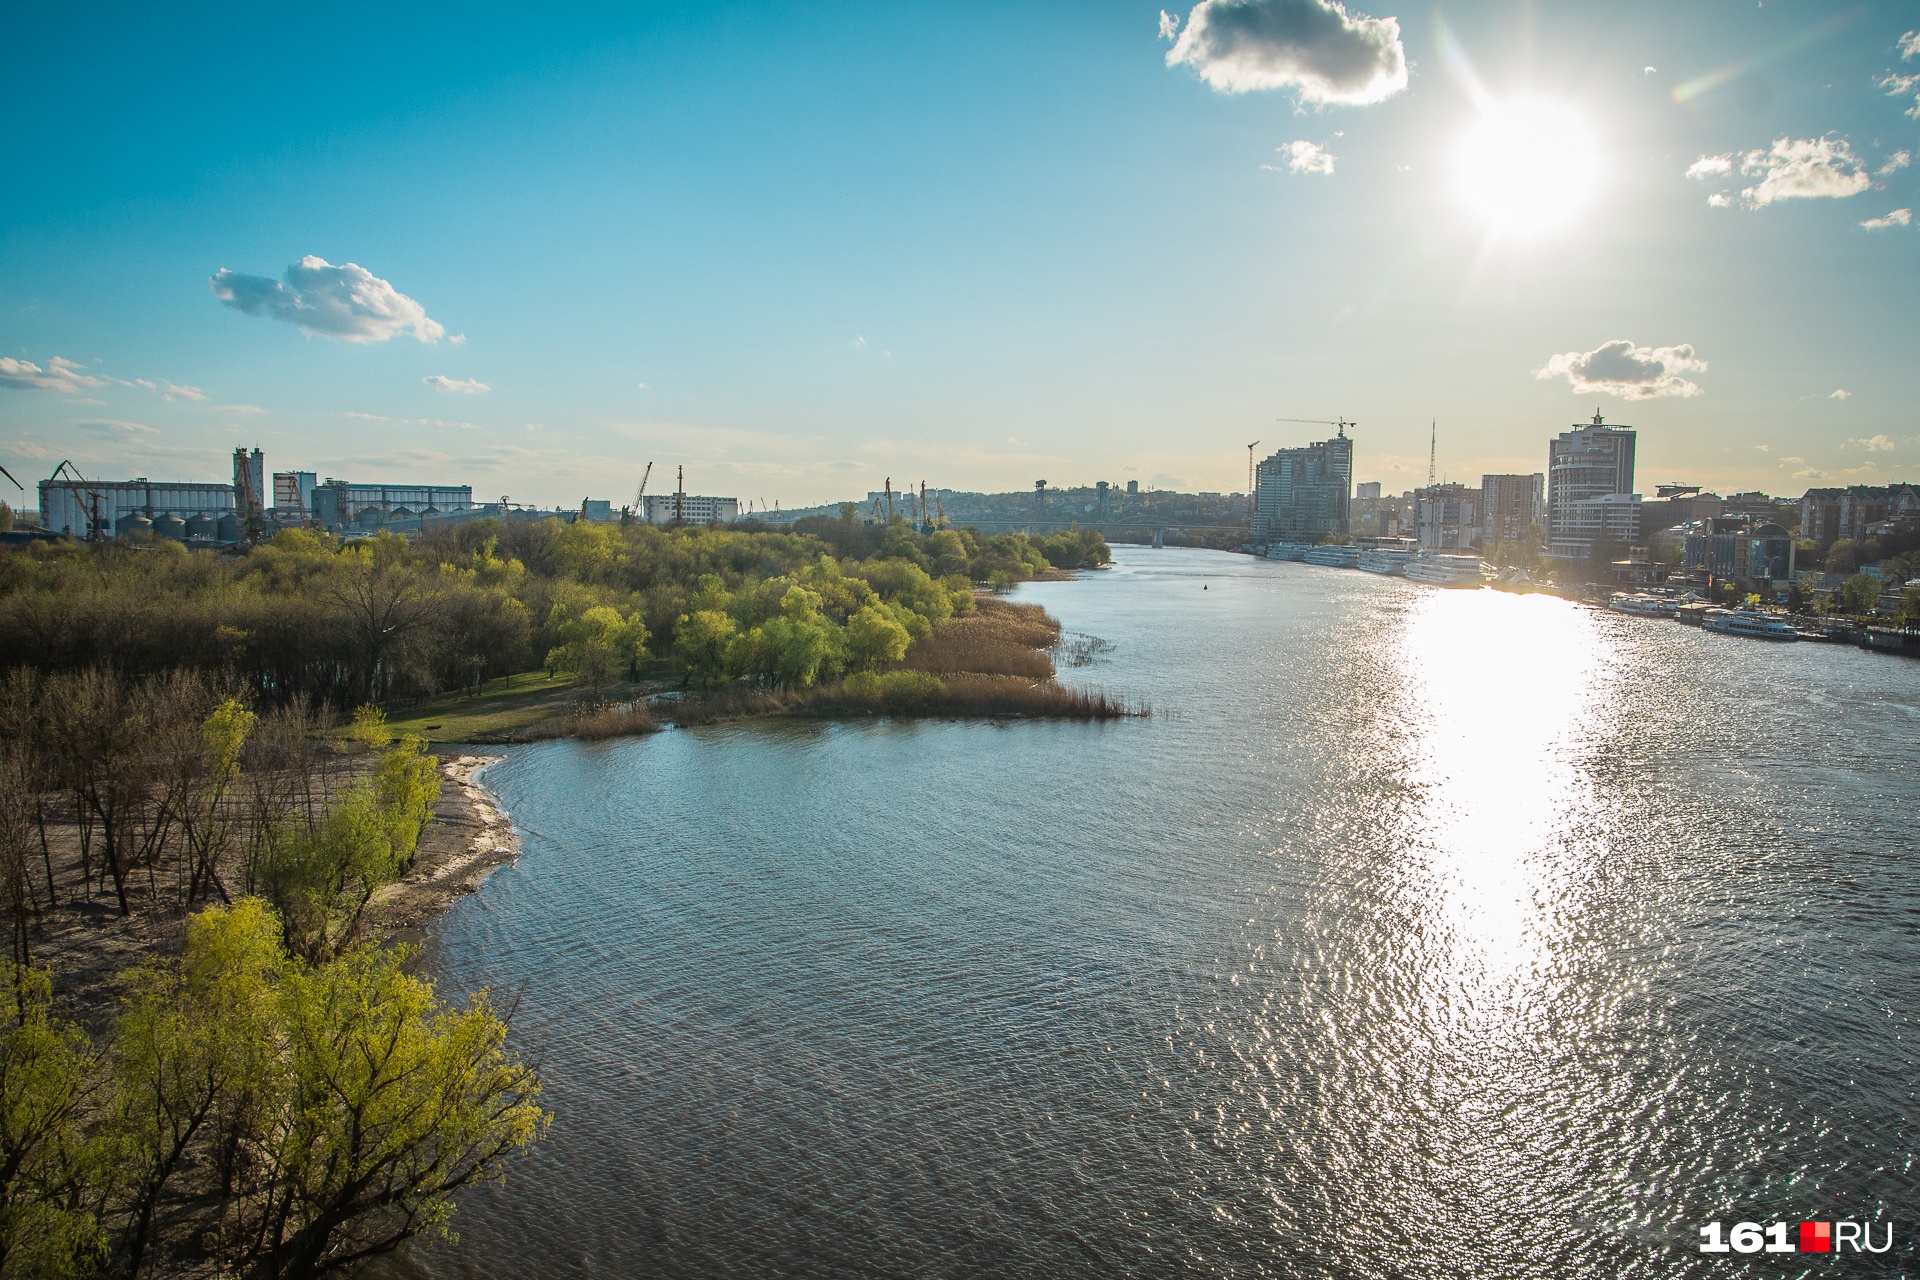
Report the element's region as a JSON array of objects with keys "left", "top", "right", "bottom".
[
  {"left": 1830, "top": 389, "right": 1852, "bottom": 400},
  {"left": 1536, "top": 339, "right": 1707, "bottom": 400},
  {"left": 210, "top": 255, "right": 446, "bottom": 343},
  {"left": 1159, "top": 9, "right": 1181, "bottom": 40},
  {"left": 1850, "top": 434, "right": 1896, "bottom": 452},
  {"left": 0, "top": 356, "right": 105, "bottom": 393},
  {"left": 214, "top": 403, "right": 265, "bottom": 414},
  {"left": 636, "top": 381, "right": 651, "bottom": 390},
  {"left": 1693, "top": 137, "right": 1876, "bottom": 208},
  {"left": 1275, "top": 139, "right": 1336, "bottom": 173},
  {"left": 1735, "top": 136, "right": 1870, "bottom": 207},
  {"left": 1883, "top": 72, "right": 1920, "bottom": 119},
  {"left": 1861, "top": 208, "right": 1912, "bottom": 229},
  {"left": 1899, "top": 30, "right": 1920, "bottom": 59},
  {"left": 423, "top": 375, "right": 492, "bottom": 394},
  {"left": 1166, "top": 0, "right": 1407, "bottom": 105},
  {"left": 162, "top": 381, "right": 206, "bottom": 401},
  {"left": 1878, "top": 150, "right": 1911, "bottom": 176}
]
